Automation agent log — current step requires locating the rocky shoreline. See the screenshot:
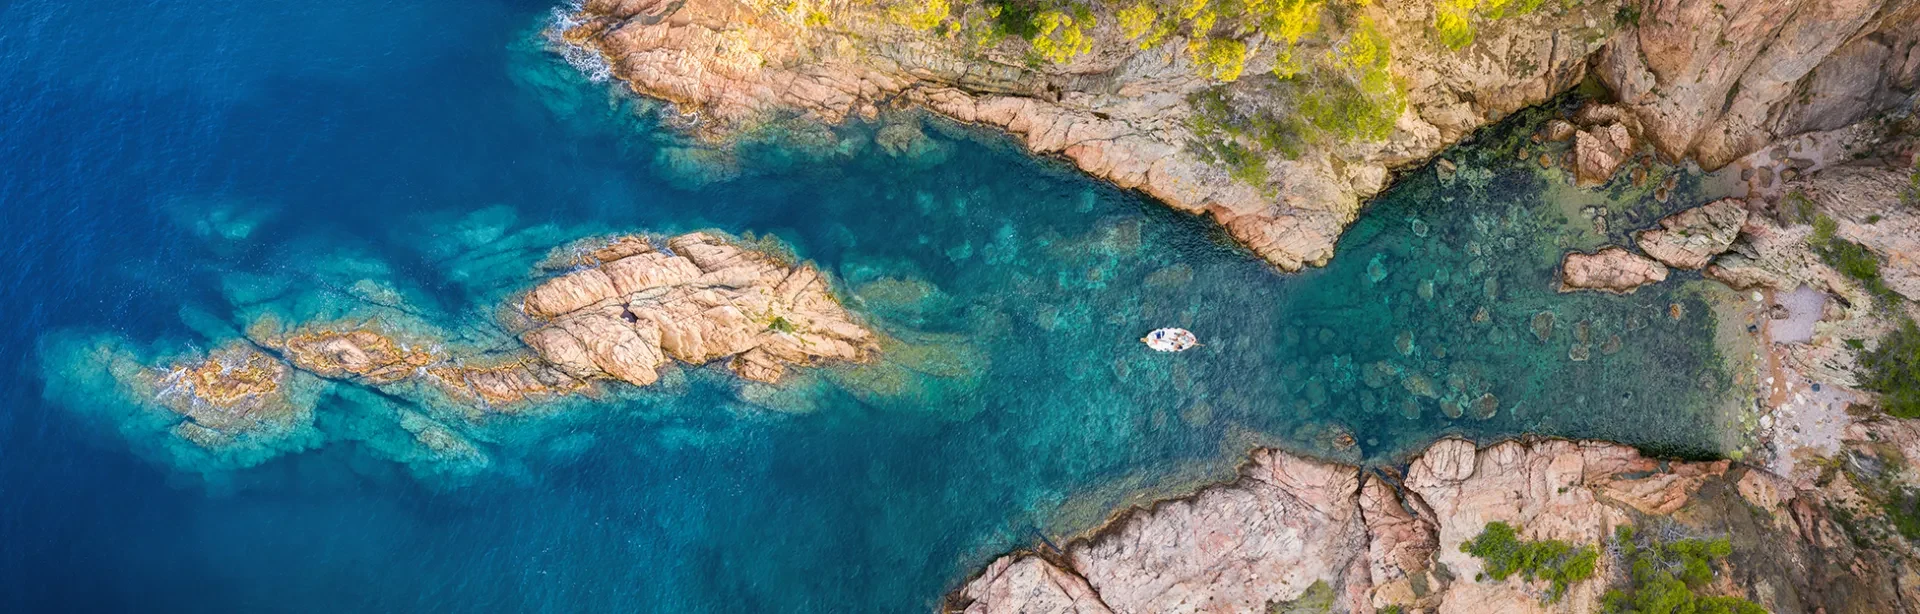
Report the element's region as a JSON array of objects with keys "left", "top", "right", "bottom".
[
  {"left": 945, "top": 119, "right": 1920, "bottom": 611},
  {"left": 554, "top": 0, "right": 1918, "bottom": 271},
  {"left": 949, "top": 430, "right": 1920, "bottom": 614}
]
